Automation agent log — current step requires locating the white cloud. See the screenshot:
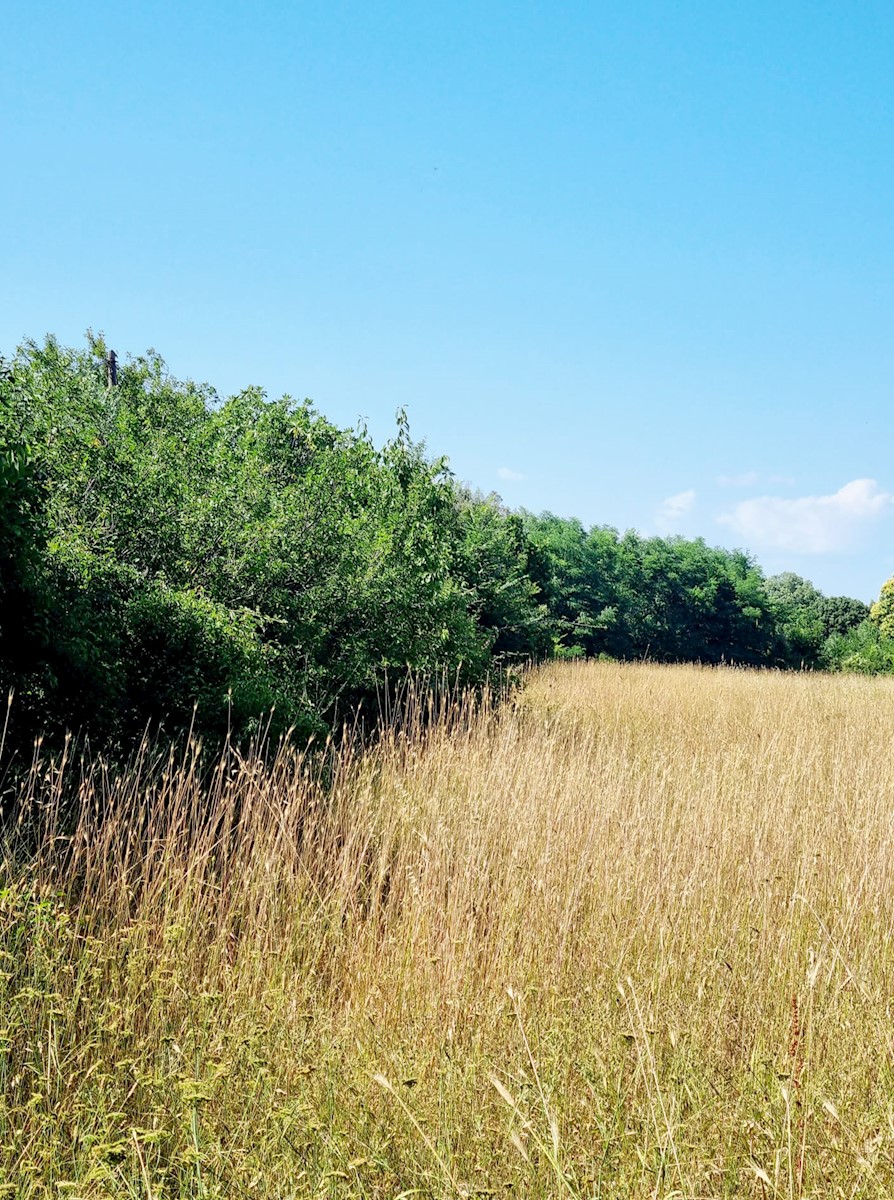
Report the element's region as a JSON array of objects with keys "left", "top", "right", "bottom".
[
  {"left": 718, "top": 478, "right": 894, "bottom": 554},
  {"left": 716, "top": 471, "right": 759, "bottom": 488},
  {"left": 658, "top": 489, "right": 696, "bottom": 523},
  {"left": 497, "top": 466, "right": 524, "bottom": 482}
]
